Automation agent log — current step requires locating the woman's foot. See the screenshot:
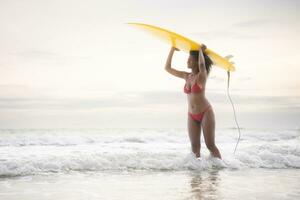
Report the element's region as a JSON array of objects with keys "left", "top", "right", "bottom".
[{"left": 210, "top": 148, "right": 222, "bottom": 159}]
